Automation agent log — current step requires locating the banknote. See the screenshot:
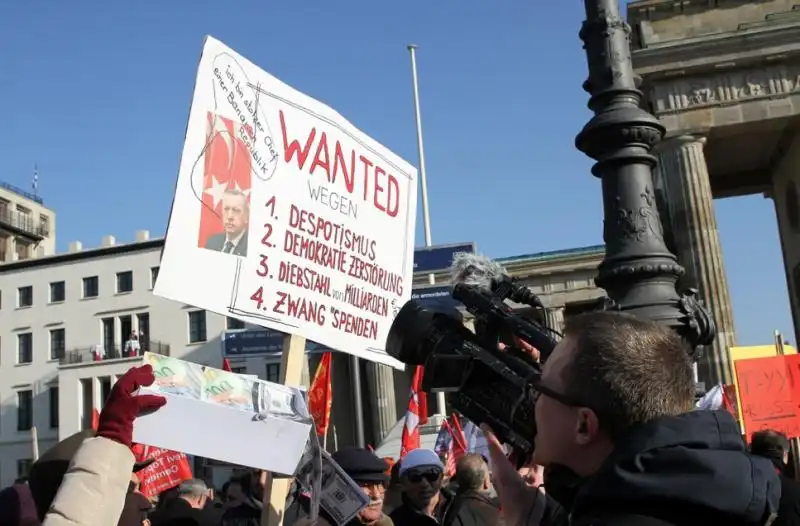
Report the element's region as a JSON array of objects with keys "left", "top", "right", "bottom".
[
  {"left": 202, "top": 368, "right": 260, "bottom": 412},
  {"left": 145, "top": 353, "right": 204, "bottom": 399}
]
